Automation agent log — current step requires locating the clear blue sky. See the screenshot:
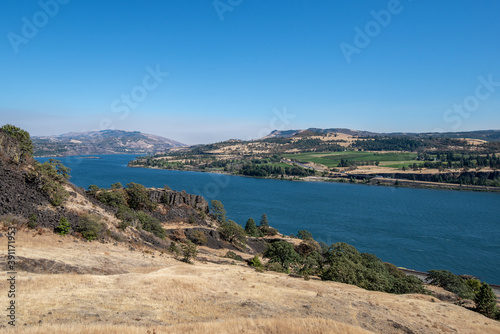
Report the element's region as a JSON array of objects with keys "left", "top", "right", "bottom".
[{"left": 1, "top": 0, "right": 499, "bottom": 144}]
